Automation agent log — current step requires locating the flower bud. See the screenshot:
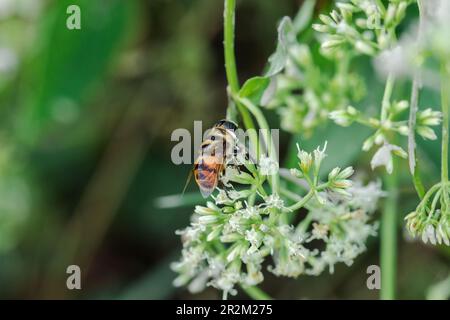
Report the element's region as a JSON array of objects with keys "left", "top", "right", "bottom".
[
  {"left": 417, "top": 126, "right": 437, "bottom": 140},
  {"left": 319, "top": 14, "right": 336, "bottom": 26},
  {"left": 312, "top": 23, "right": 332, "bottom": 33},
  {"left": 338, "top": 166, "right": 354, "bottom": 180},
  {"left": 355, "top": 40, "right": 376, "bottom": 55},
  {"left": 328, "top": 167, "right": 341, "bottom": 181},
  {"left": 395, "top": 2, "right": 407, "bottom": 23},
  {"left": 384, "top": 3, "right": 396, "bottom": 28}
]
